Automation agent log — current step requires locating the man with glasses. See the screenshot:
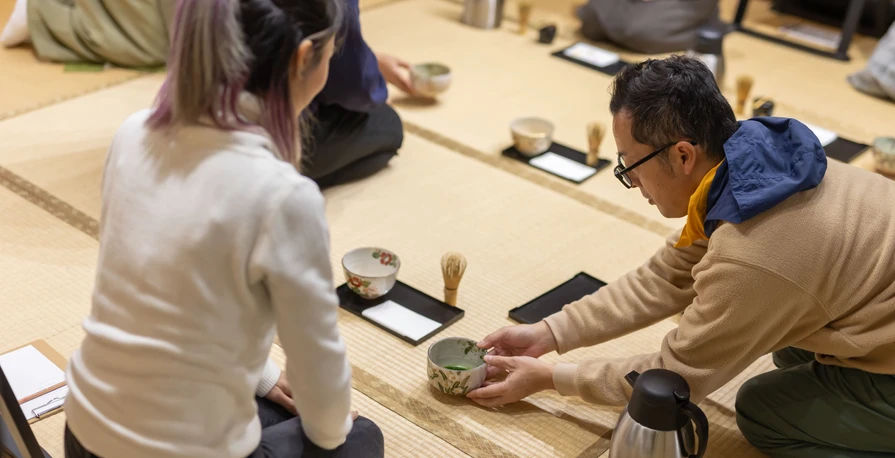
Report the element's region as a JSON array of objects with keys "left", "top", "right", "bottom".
[{"left": 468, "top": 55, "right": 895, "bottom": 458}]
